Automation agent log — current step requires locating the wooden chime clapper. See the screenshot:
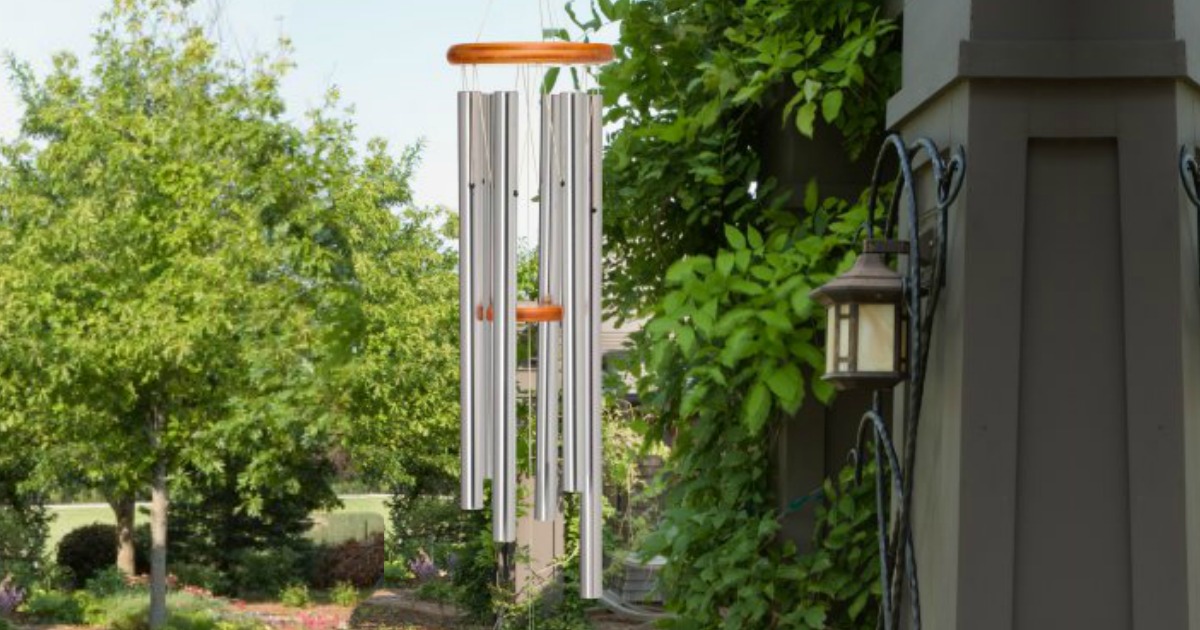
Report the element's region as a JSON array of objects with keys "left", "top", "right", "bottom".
[{"left": 448, "top": 41, "right": 613, "bottom": 599}]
